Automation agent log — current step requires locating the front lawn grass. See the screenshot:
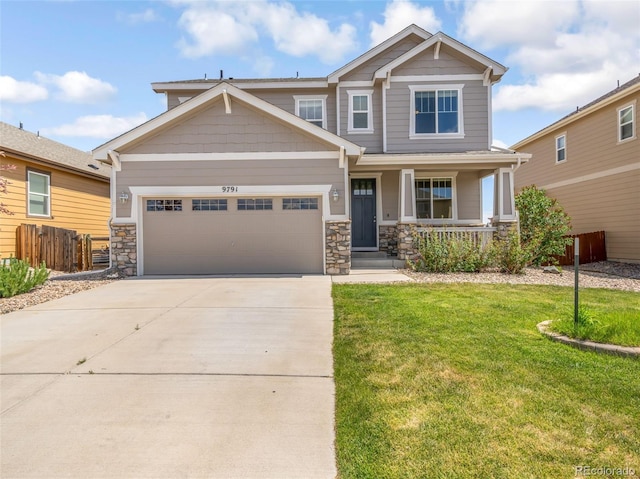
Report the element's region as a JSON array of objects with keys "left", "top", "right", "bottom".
[{"left": 333, "top": 283, "right": 640, "bottom": 478}]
